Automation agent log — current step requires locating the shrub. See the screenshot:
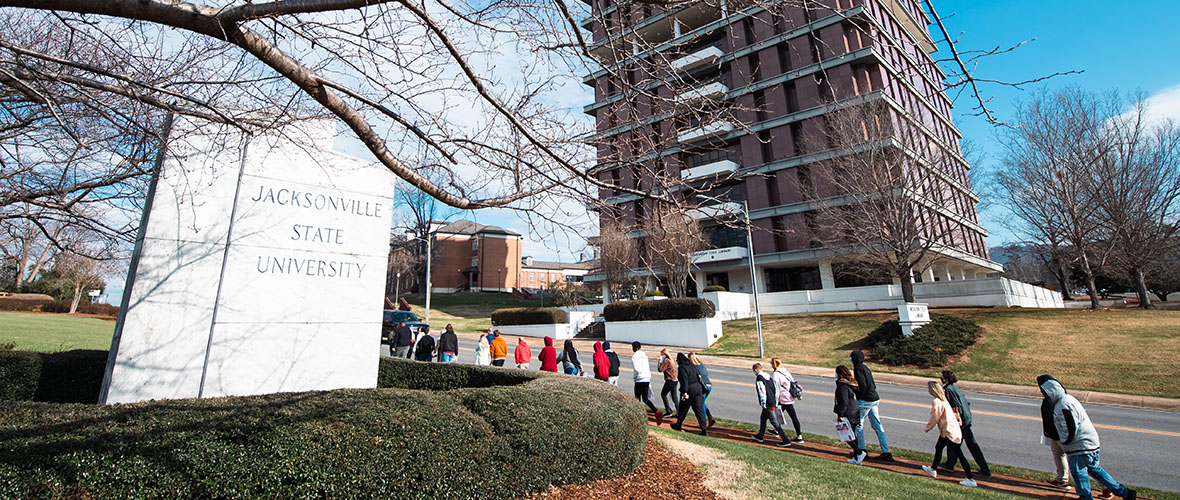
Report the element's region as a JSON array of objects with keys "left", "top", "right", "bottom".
[
  {"left": 644, "top": 289, "right": 665, "bottom": 297},
  {"left": 603, "top": 298, "right": 716, "bottom": 322},
  {"left": 491, "top": 307, "right": 569, "bottom": 326},
  {"left": 701, "top": 285, "right": 727, "bottom": 293},
  {"left": 0, "top": 356, "right": 646, "bottom": 499},
  {"left": 0, "top": 350, "right": 108, "bottom": 404},
  {"left": 867, "top": 314, "right": 982, "bottom": 367},
  {"left": 0, "top": 295, "right": 55, "bottom": 312}
]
